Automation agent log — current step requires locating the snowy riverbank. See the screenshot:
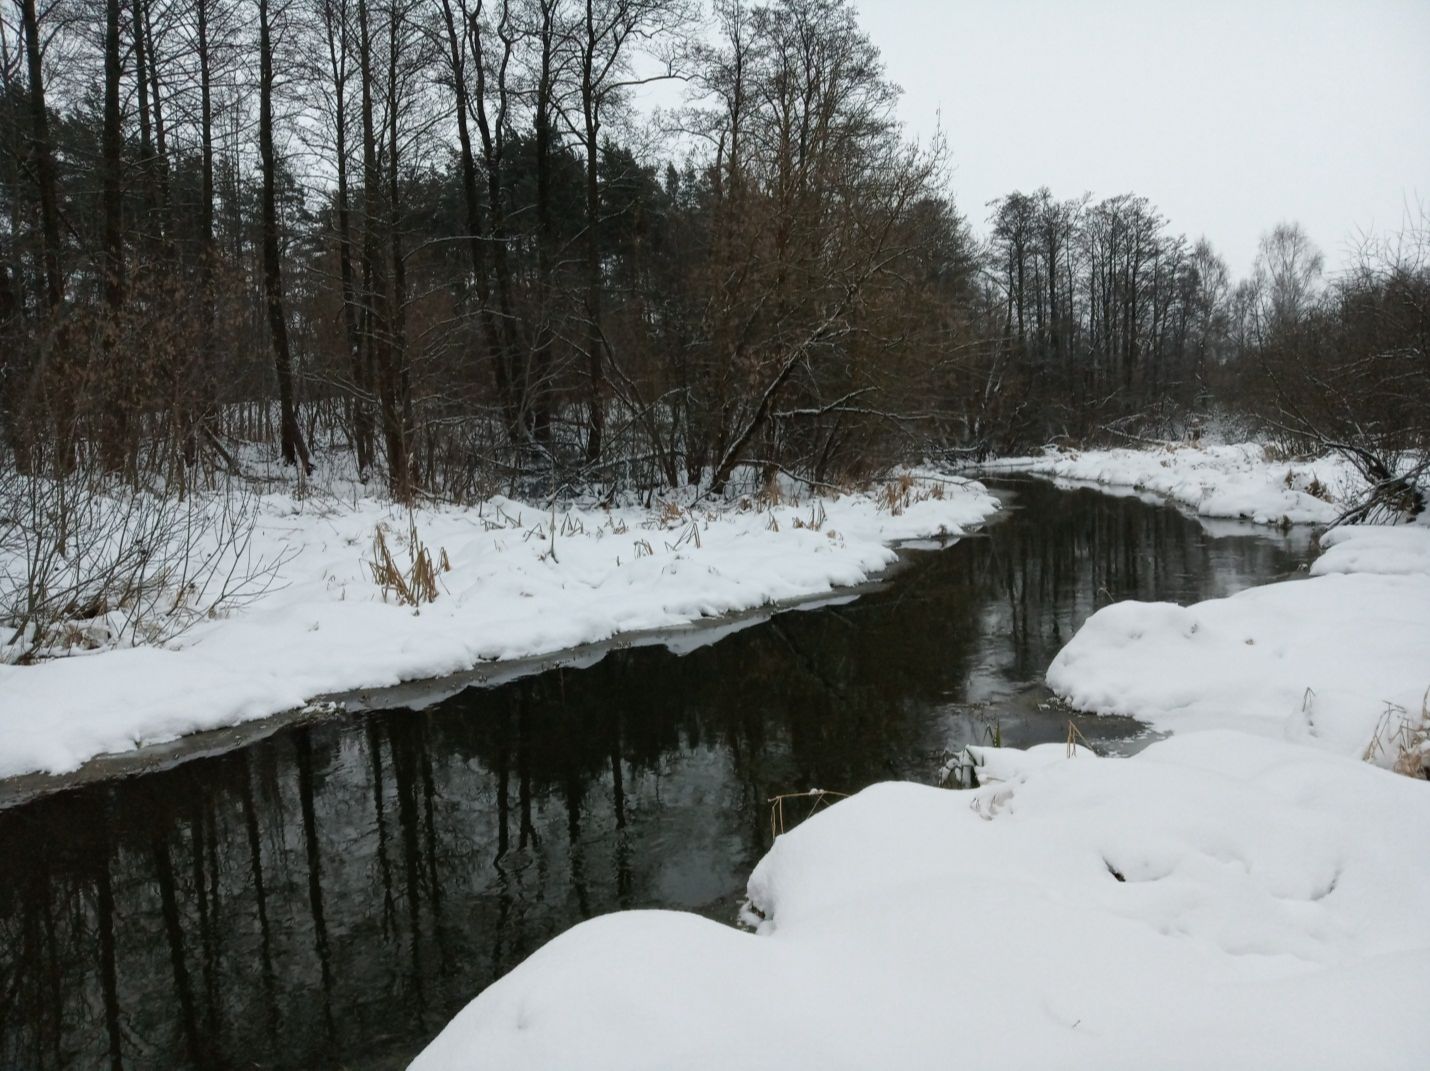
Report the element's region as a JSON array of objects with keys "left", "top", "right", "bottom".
[
  {"left": 0, "top": 475, "right": 999, "bottom": 780},
  {"left": 984, "top": 442, "right": 1364, "bottom": 525},
  {"left": 1049, "top": 522, "right": 1430, "bottom": 762},
  {"left": 412, "top": 482, "right": 1430, "bottom": 1069},
  {"left": 414, "top": 727, "right": 1430, "bottom": 1070}
]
